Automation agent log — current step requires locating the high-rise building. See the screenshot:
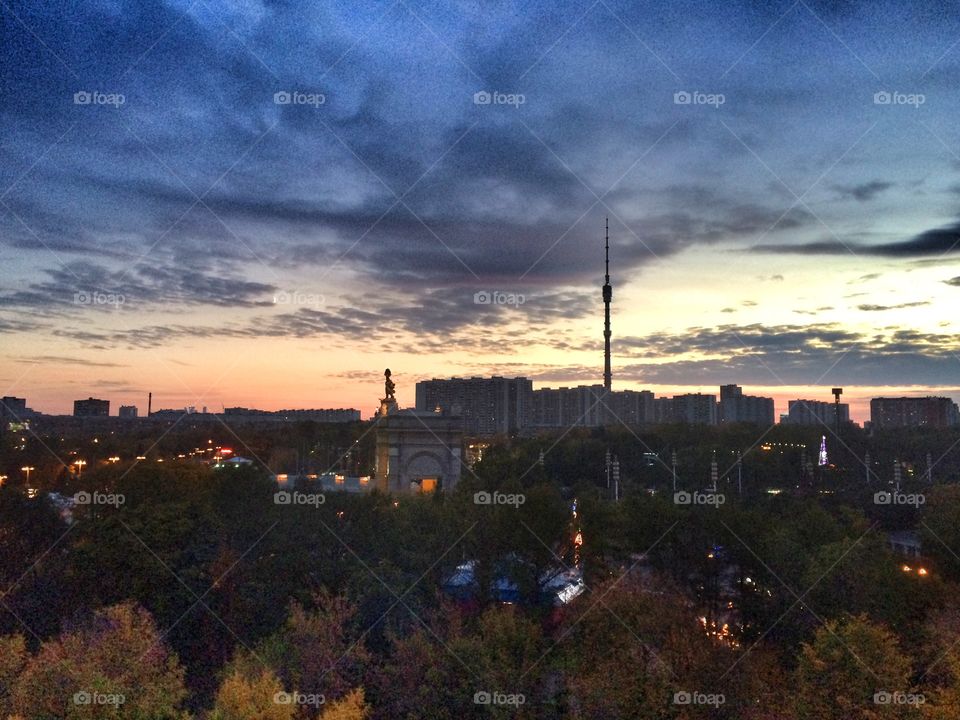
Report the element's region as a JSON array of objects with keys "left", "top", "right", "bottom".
[
  {"left": 0, "top": 397, "right": 30, "bottom": 431},
  {"left": 0, "top": 396, "right": 27, "bottom": 421},
  {"left": 719, "top": 385, "right": 775, "bottom": 426},
  {"left": 870, "top": 397, "right": 960, "bottom": 429},
  {"left": 608, "top": 389, "right": 656, "bottom": 426},
  {"left": 118, "top": 405, "right": 138, "bottom": 418},
  {"left": 530, "top": 385, "right": 606, "bottom": 428},
  {"left": 73, "top": 397, "right": 110, "bottom": 417},
  {"left": 415, "top": 377, "right": 533, "bottom": 436},
  {"left": 783, "top": 399, "right": 850, "bottom": 426},
  {"left": 656, "top": 394, "right": 718, "bottom": 425}
]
